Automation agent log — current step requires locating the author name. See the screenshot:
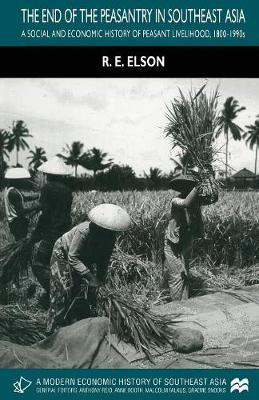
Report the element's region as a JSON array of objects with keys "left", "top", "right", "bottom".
[{"left": 102, "top": 55, "right": 165, "bottom": 68}]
